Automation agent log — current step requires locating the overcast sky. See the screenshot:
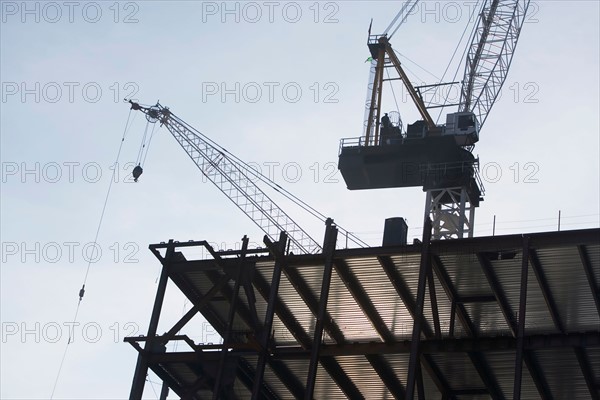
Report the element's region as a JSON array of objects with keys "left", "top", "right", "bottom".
[{"left": 1, "top": 1, "right": 599, "bottom": 398}]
